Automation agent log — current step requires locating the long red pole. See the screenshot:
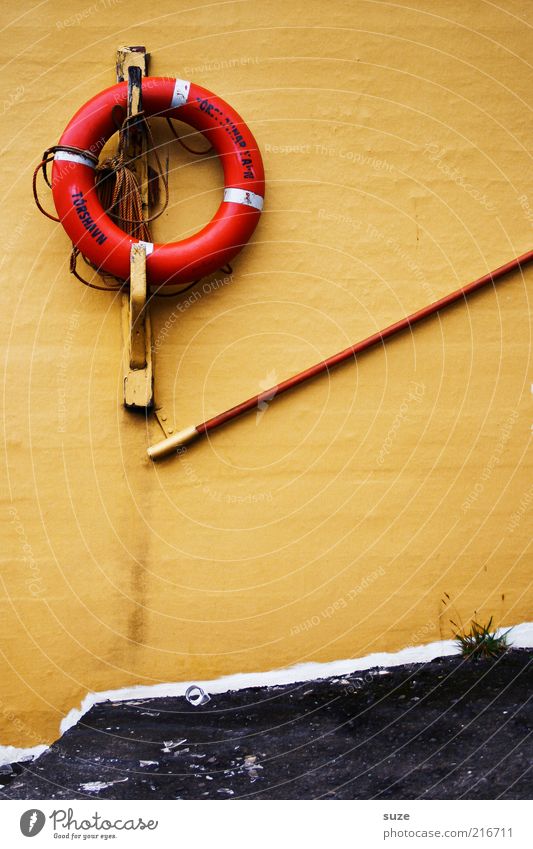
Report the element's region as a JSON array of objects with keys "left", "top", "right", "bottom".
[{"left": 147, "top": 249, "right": 533, "bottom": 459}]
